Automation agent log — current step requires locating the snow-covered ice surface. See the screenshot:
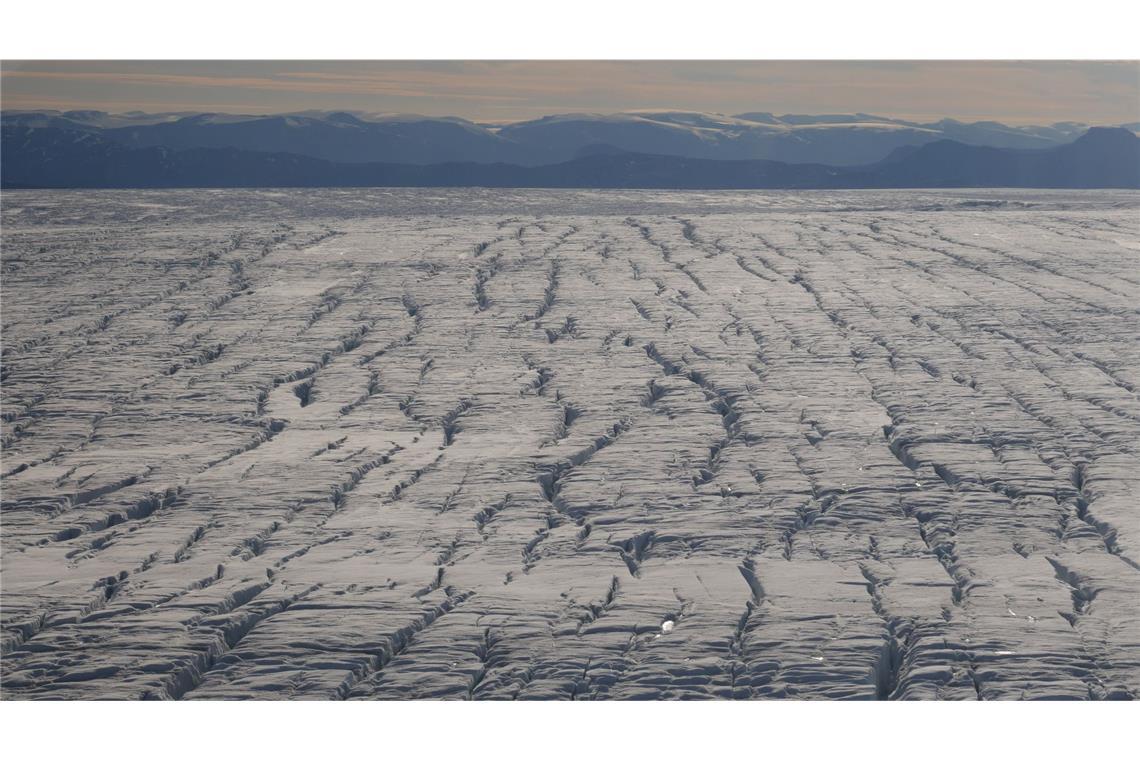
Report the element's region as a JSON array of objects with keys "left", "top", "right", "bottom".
[{"left": 2, "top": 188, "right": 1138, "bottom": 700}]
